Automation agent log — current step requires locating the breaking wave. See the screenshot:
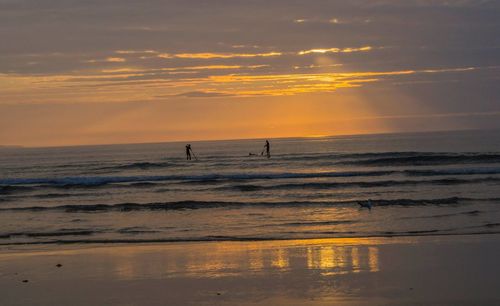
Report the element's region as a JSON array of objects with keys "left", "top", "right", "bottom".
[
  {"left": 339, "top": 153, "right": 500, "bottom": 166},
  {"left": 0, "top": 170, "right": 395, "bottom": 189},
  {"left": 226, "top": 177, "right": 500, "bottom": 192},
  {"left": 1, "top": 197, "right": 497, "bottom": 213}
]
